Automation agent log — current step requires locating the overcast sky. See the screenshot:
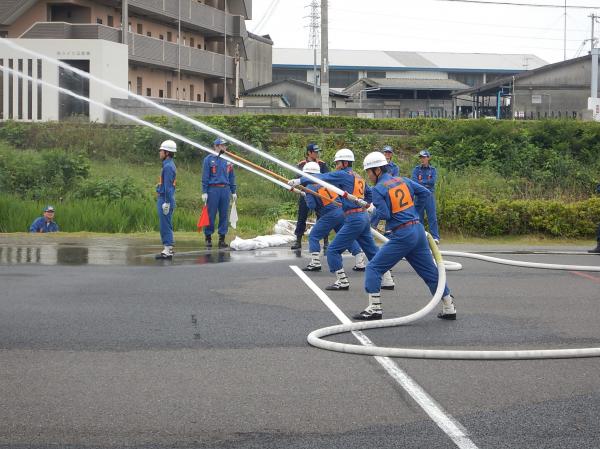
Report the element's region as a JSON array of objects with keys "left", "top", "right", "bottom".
[{"left": 246, "top": 0, "right": 600, "bottom": 64}]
